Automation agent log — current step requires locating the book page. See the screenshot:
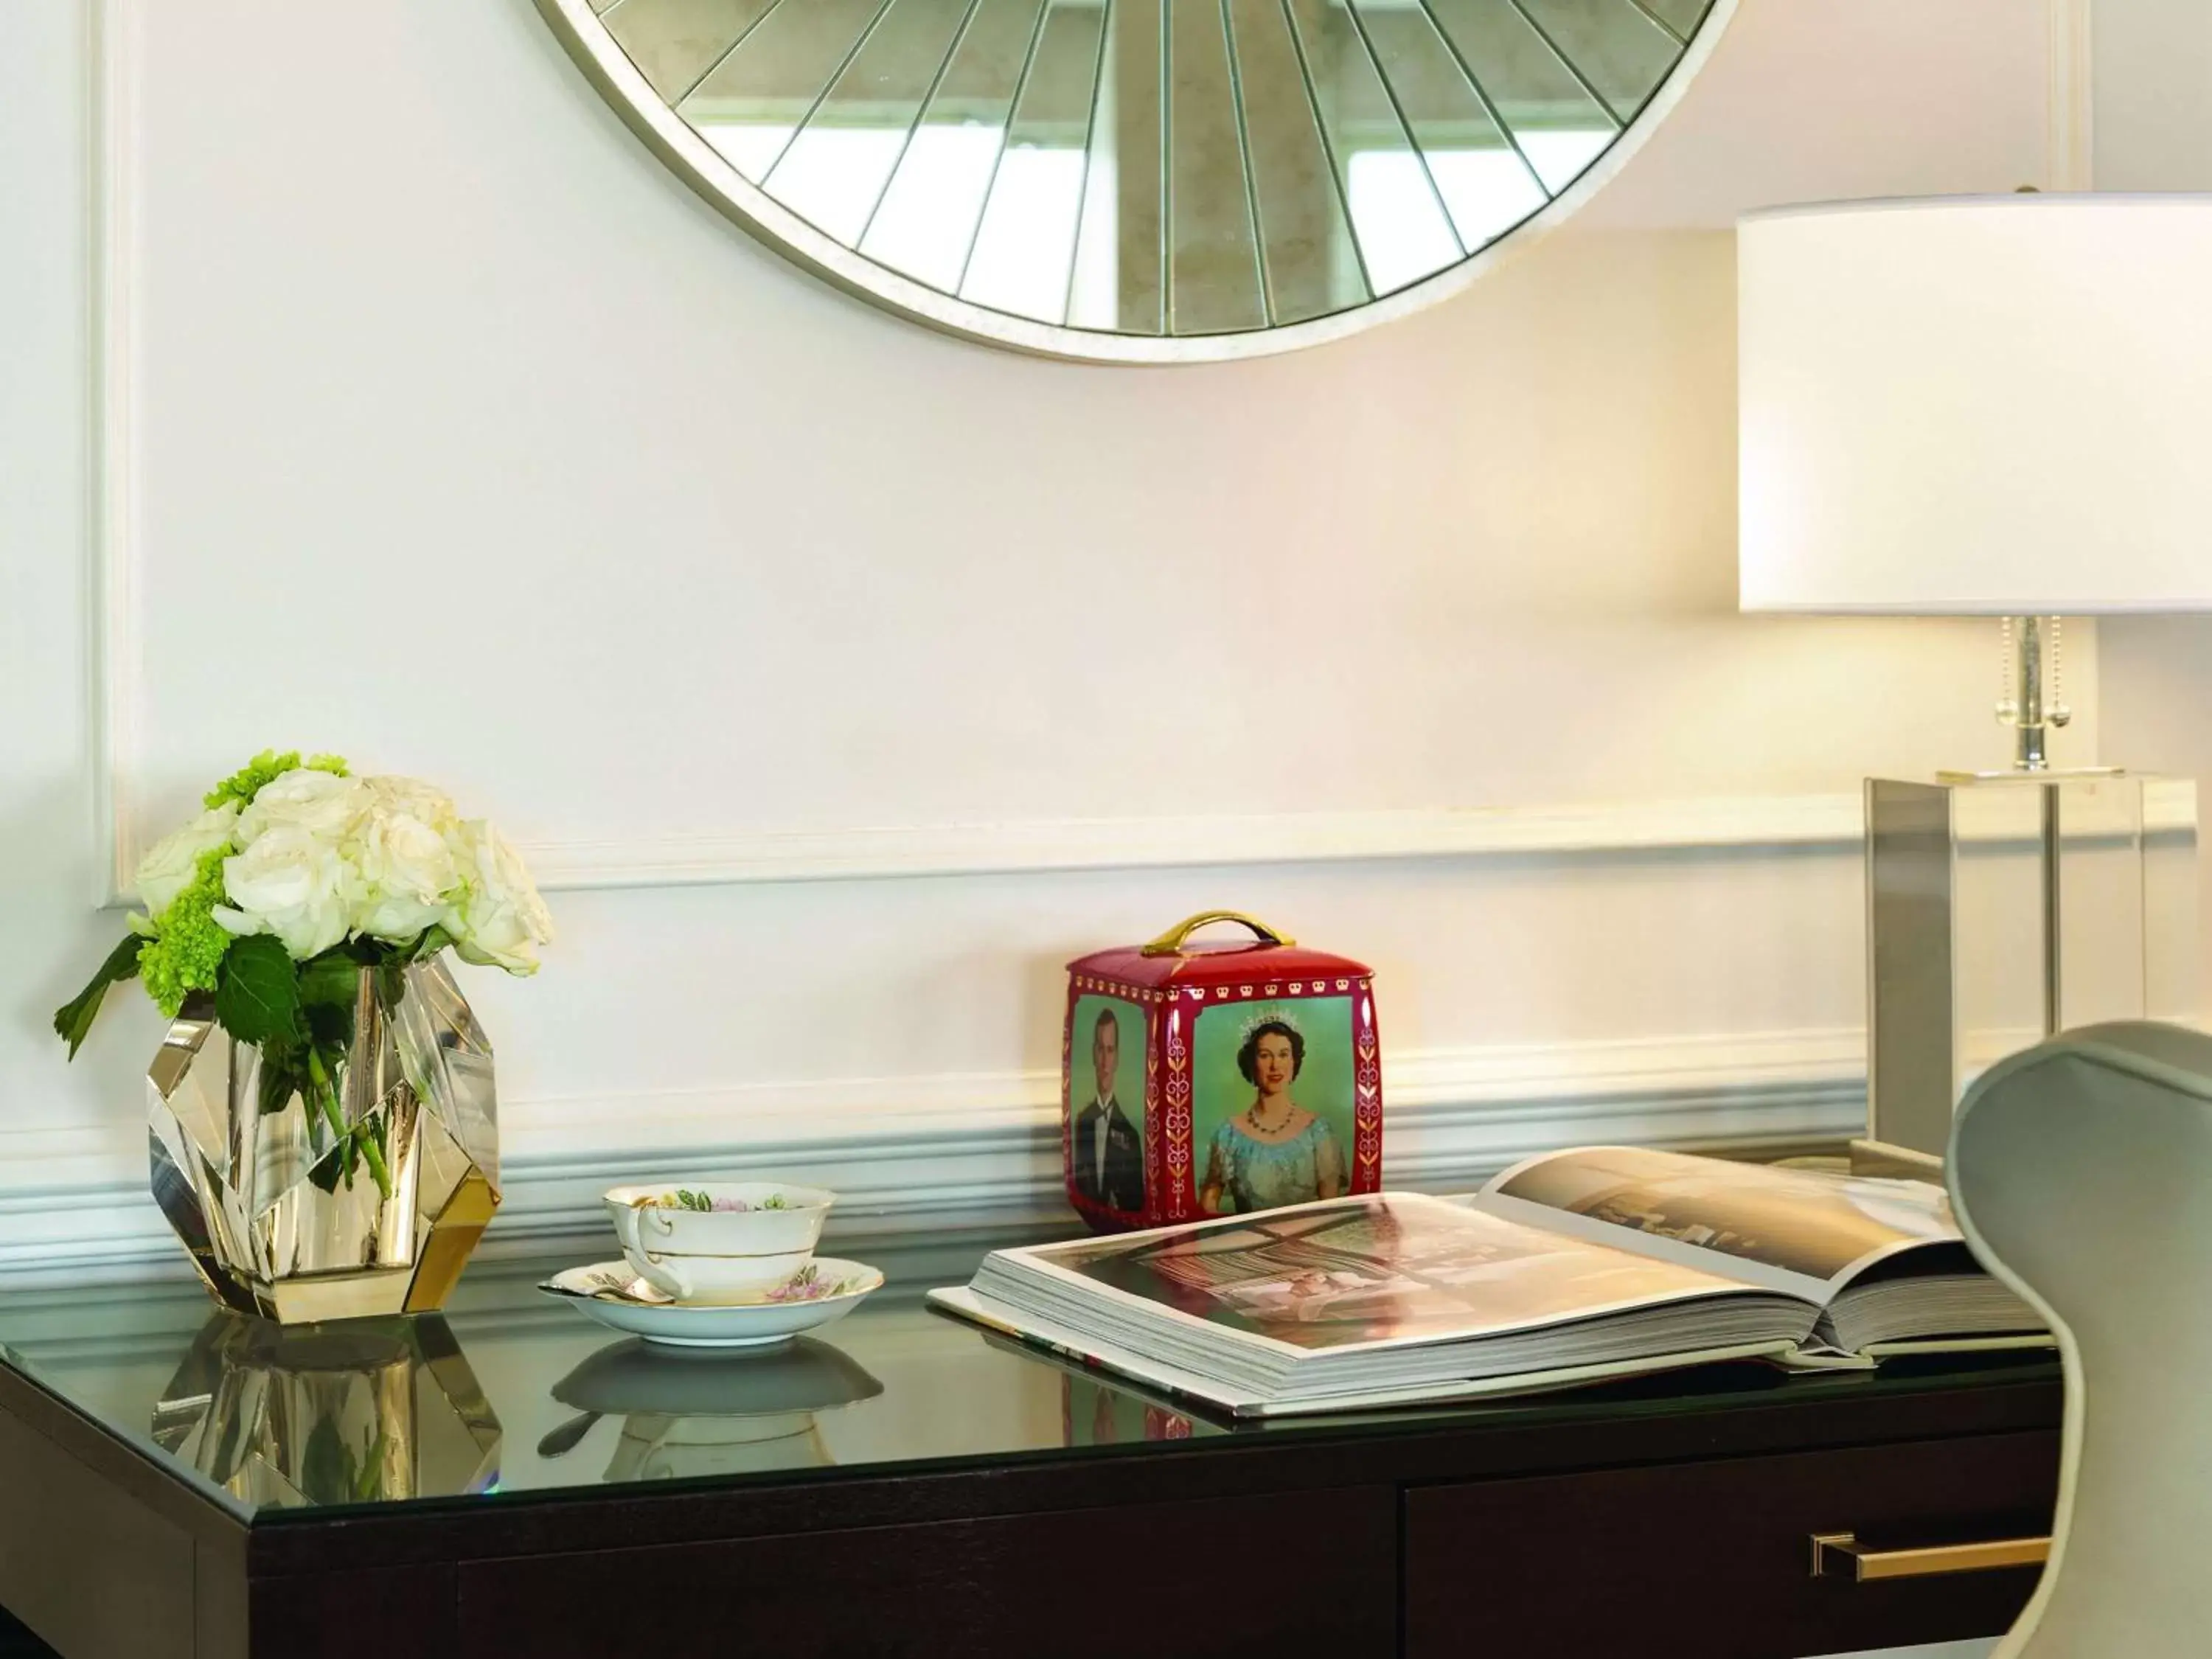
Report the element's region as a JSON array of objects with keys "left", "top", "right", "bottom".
[
  {"left": 1472, "top": 1146, "right": 1964, "bottom": 1301},
  {"left": 1005, "top": 1192, "right": 1787, "bottom": 1357},
  {"left": 932, "top": 1286, "right": 1803, "bottom": 1419}
]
